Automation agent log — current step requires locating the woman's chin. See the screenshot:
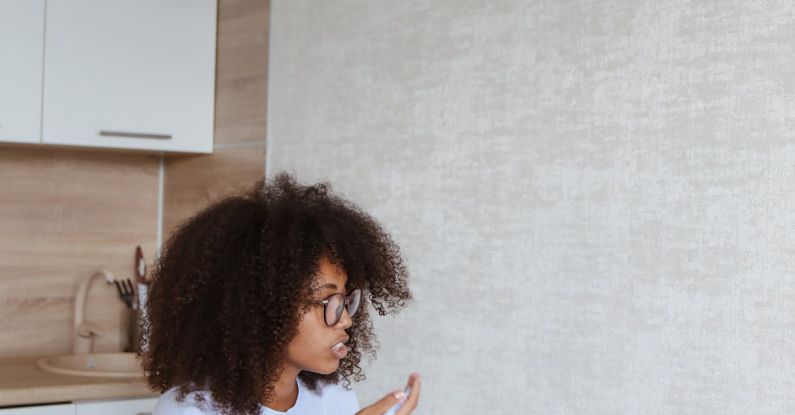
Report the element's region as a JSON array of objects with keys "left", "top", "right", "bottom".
[{"left": 314, "top": 360, "right": 340, "bottom": 375}]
